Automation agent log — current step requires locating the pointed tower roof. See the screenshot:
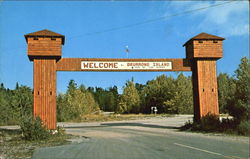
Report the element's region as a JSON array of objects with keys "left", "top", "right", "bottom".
[
  {"left": 25, "top": 29, "right": 65, "bottom": 45},
  {"left": 183, "top": 32, "right": 225, "bottom": 46}
]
